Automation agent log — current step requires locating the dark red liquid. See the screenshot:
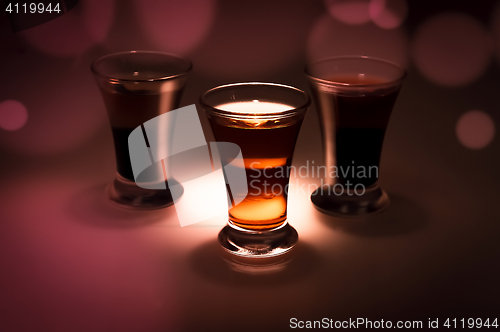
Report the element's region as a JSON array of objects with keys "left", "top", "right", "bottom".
[
  {"left": 111, "top": 127, "right": 136, "bottom": 181},
  {"left": 312, "top": 75, "right": 401, "bottom": 187},
  {"left": 100, "top": 84, "right": 183, "bottom": 181}
]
